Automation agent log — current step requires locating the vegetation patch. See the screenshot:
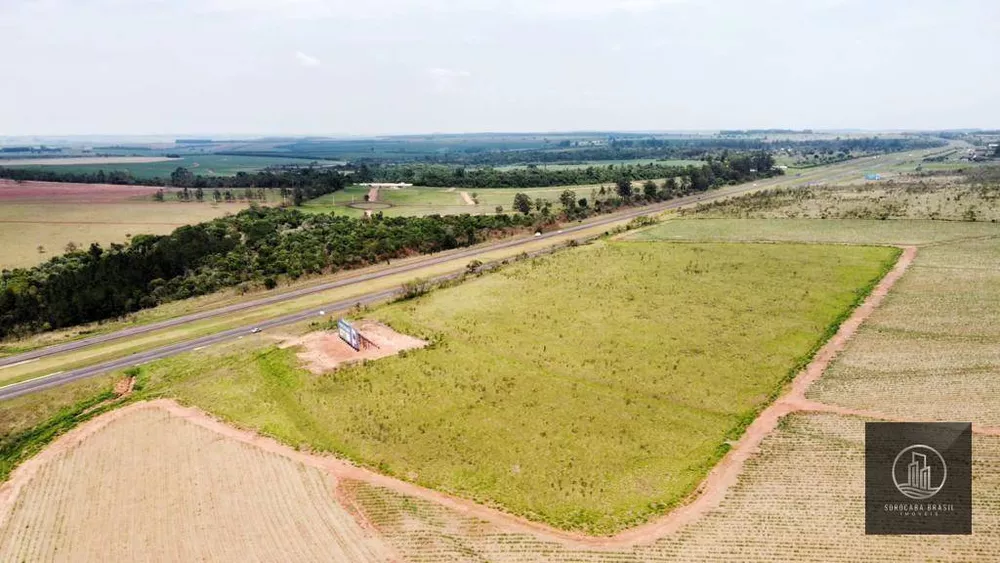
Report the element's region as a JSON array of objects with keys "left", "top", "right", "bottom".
[{"left": 138, "top": 241, "right": 896, "bottom": 534}]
